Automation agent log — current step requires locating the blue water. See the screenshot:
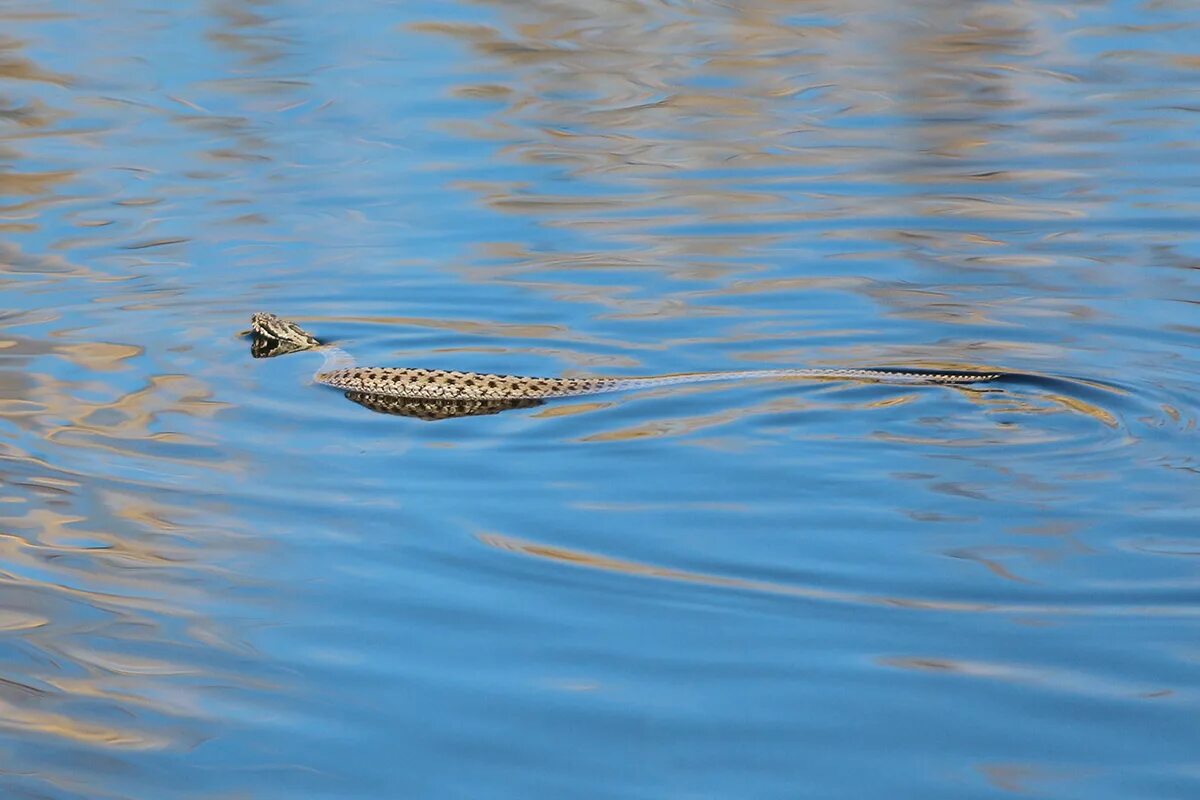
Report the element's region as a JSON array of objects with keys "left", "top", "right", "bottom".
[{"left": 1, "top": 1, "right": 1199, "bottom": 798}]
